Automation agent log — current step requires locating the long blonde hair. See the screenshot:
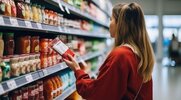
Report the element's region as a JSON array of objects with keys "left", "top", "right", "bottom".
[{"left": 112, "top": 3, "right": 155, "bottom": 83}]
